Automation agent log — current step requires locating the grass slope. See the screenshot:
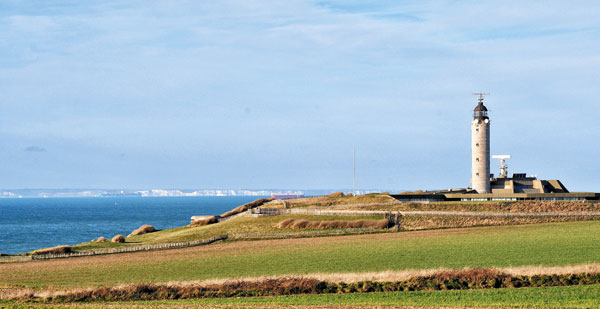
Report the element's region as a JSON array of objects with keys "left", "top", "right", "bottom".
[
  {"left": 2, "top": 221, "right": 600, "bottom": 288},
  {"left": 64, "top": 199, "right": 600, "bottom": 253},
  {"left": 262, "top": 193, "right": 398, "bottom": 208},
  {"left": 72, "top": 214, "right": 384, "bottom": 251}
]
